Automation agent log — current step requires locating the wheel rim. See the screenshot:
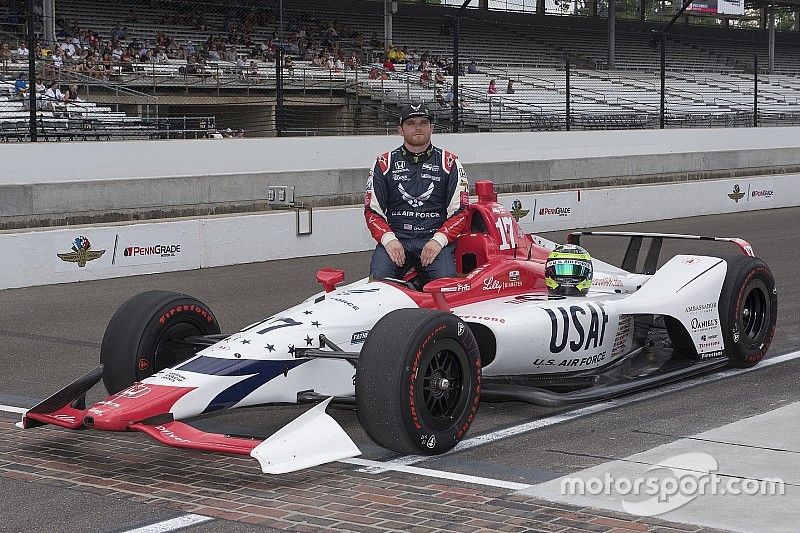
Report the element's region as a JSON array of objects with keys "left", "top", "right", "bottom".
[
  {"left": 416, "top": 338, "right": 471, "bottom": 432},
  {"left": 740, "top": 280, "right": 769, "bottom": 343},
  {"left": 149, "top": 322, "right": 203, "bottom": 377}
]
